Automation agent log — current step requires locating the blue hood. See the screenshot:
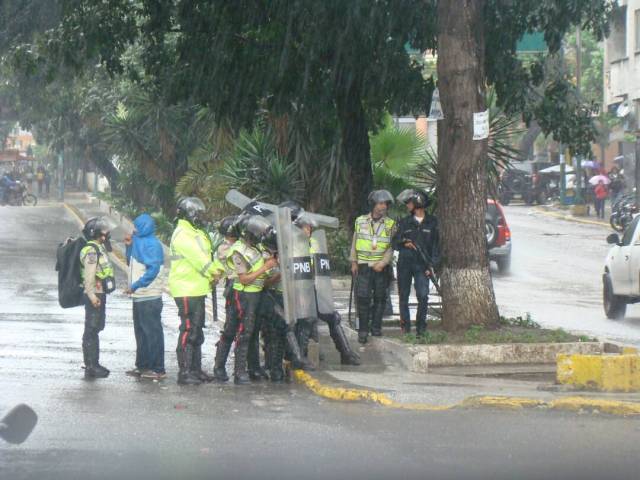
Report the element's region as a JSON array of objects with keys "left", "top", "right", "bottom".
[
  {"left": 127, "top": 214, "right": 164, "bottom": 292},
  {"left": 134, "top": 213, "right": 156, "bottom": 237}
]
